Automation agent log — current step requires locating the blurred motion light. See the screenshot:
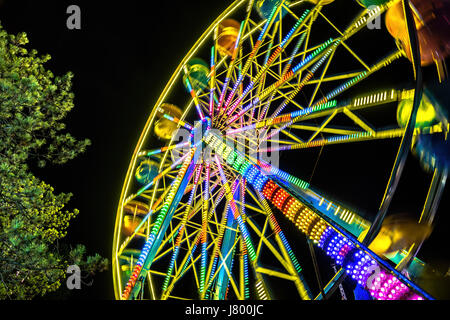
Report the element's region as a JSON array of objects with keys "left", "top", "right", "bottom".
[
  {"left": 154, "top": 103, "right": 182, "bottom": 140},
  {"left": 217, "top": 19, "right": 241, "bottom": 56}
]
